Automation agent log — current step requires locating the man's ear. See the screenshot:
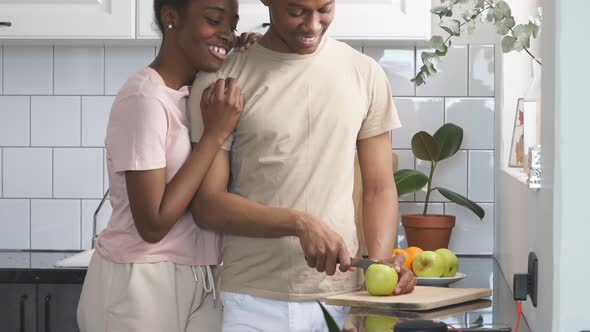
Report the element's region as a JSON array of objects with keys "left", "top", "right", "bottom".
[{"left": 260, "top": 0, "right": 270, "bottom": 7}]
